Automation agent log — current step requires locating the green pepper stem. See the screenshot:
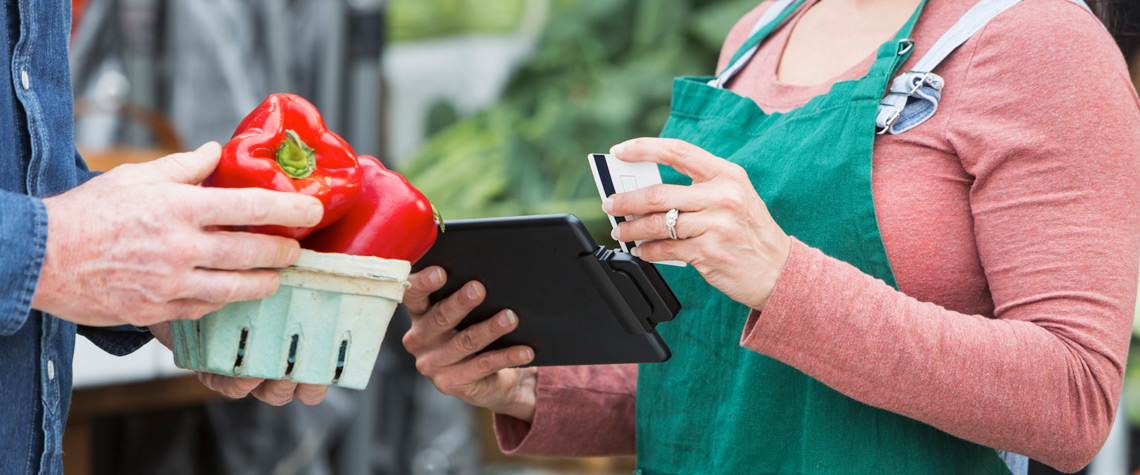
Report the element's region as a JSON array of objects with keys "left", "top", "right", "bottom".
[
  {"left": 276, "top": 130, "right": 316, "bottom": 179},
  {"left": 432, "top": 205, "right": 445, "bottom": 232}
]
